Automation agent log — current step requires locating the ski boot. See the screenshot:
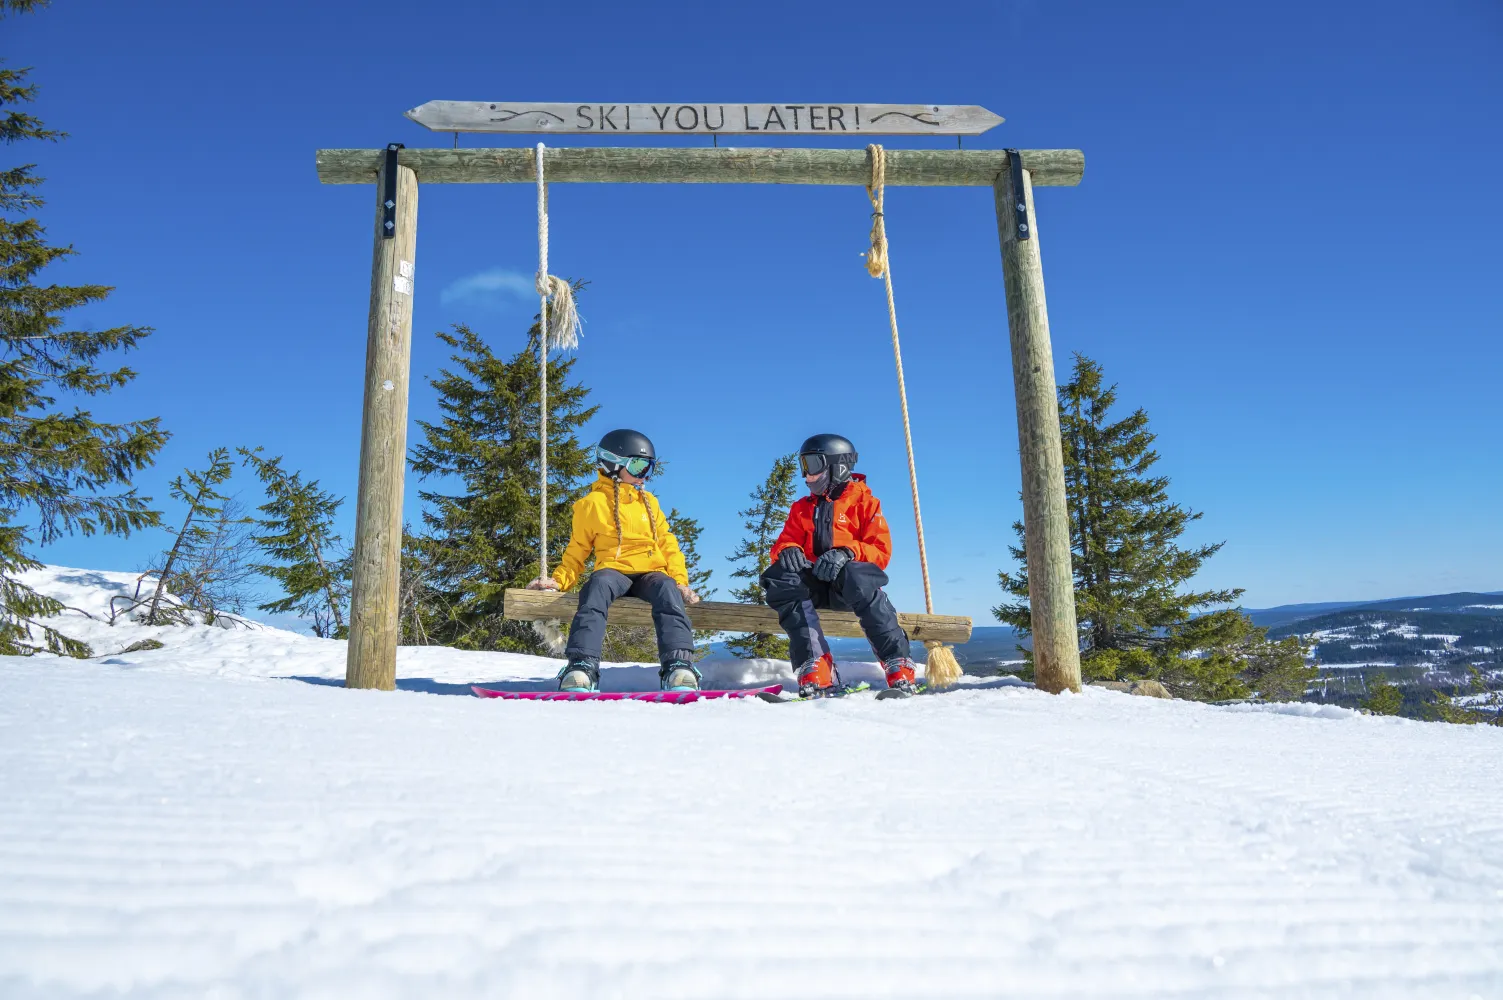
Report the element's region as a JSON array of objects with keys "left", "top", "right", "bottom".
[
  {"left": 880, "top": 657, "right": 920, "bottom": 698},
  {"left": 797, "top": 653, "right": 840, "bottom": 698},
  {"left": 557, "top": 657, "right": 601, "bottom": 693},
  {"left": 660, "top": 651, "right": 702, "bottom": 692}
]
